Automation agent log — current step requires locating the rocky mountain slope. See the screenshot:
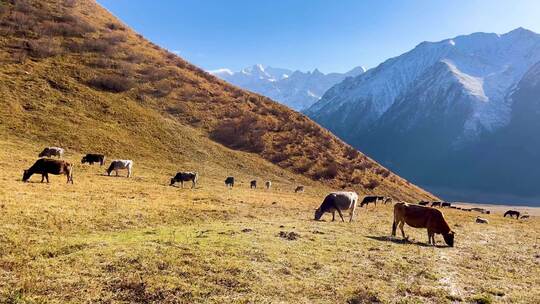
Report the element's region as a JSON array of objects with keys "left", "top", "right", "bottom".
[
  {"left": 0, "top": 0, "right": 433, "bottom": 201},
  {"left": 211, "top": 64, "right": 365, "bottom": 111},
  {"left": 306, "top": 28, "right": 540, "bottom": 203}
]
